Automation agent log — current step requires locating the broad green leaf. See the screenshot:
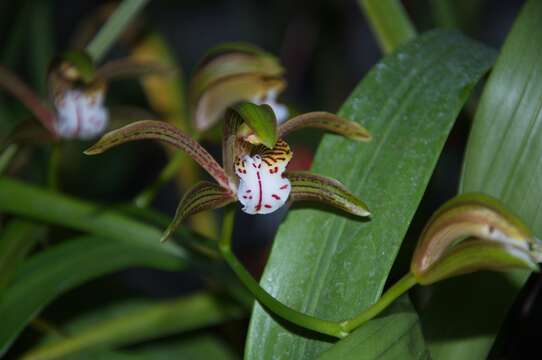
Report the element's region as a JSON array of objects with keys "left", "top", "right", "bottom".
[
  {"left": 84, "top": 120, "right": 231, "bottom": 190},
  {"left": 0, "top": 177, "right": 188, "bottom": 259},
  {"left": 278, "top": 112, "right": 371, "bottom": 141},
  {"left": 421, "top": 1, "right": 542, "bottom": 358},
  {"left": 0, "top": 235, "right": 182, "bottom": 355},
  {"left": 23, "top": 293, "right": 242, "bottom": 360},
  {"left": 233, "top": 102, "right": 277, "bottom": 148},
  {"left": 246, "top": 29, "right": 495, "bottom": 359},
  {"left": 287, "top": 171, "right": 370, "bottom": 217},
  {"left": 161, "top": 181, "right": 235, "bottom": 242},
  {"left": 0, "top": 219, "right": 45, "bottom": 289},
  {"left": 316, "top": 297, "right": 430, "bottom": 360}
]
